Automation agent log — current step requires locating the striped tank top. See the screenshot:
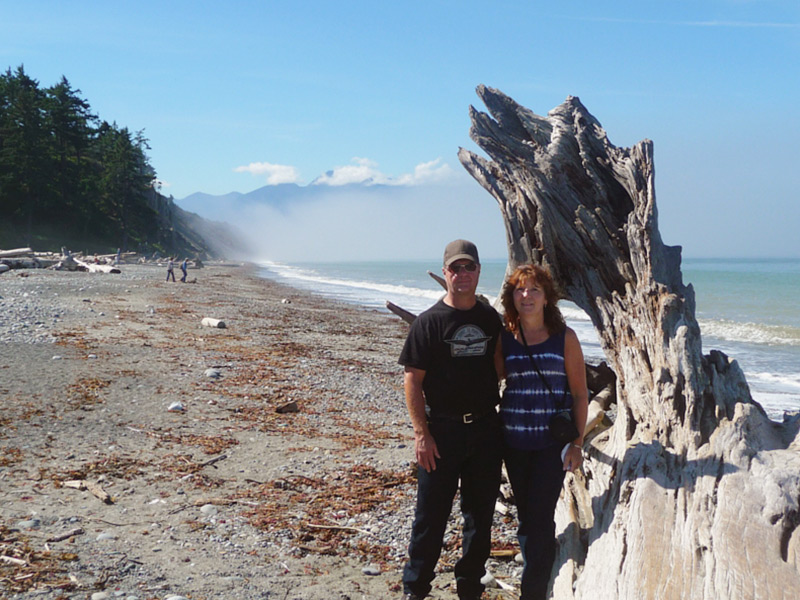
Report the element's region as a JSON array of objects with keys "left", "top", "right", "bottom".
[{"left": 500, "top": 328, "right": 573, "bottom": 450}]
